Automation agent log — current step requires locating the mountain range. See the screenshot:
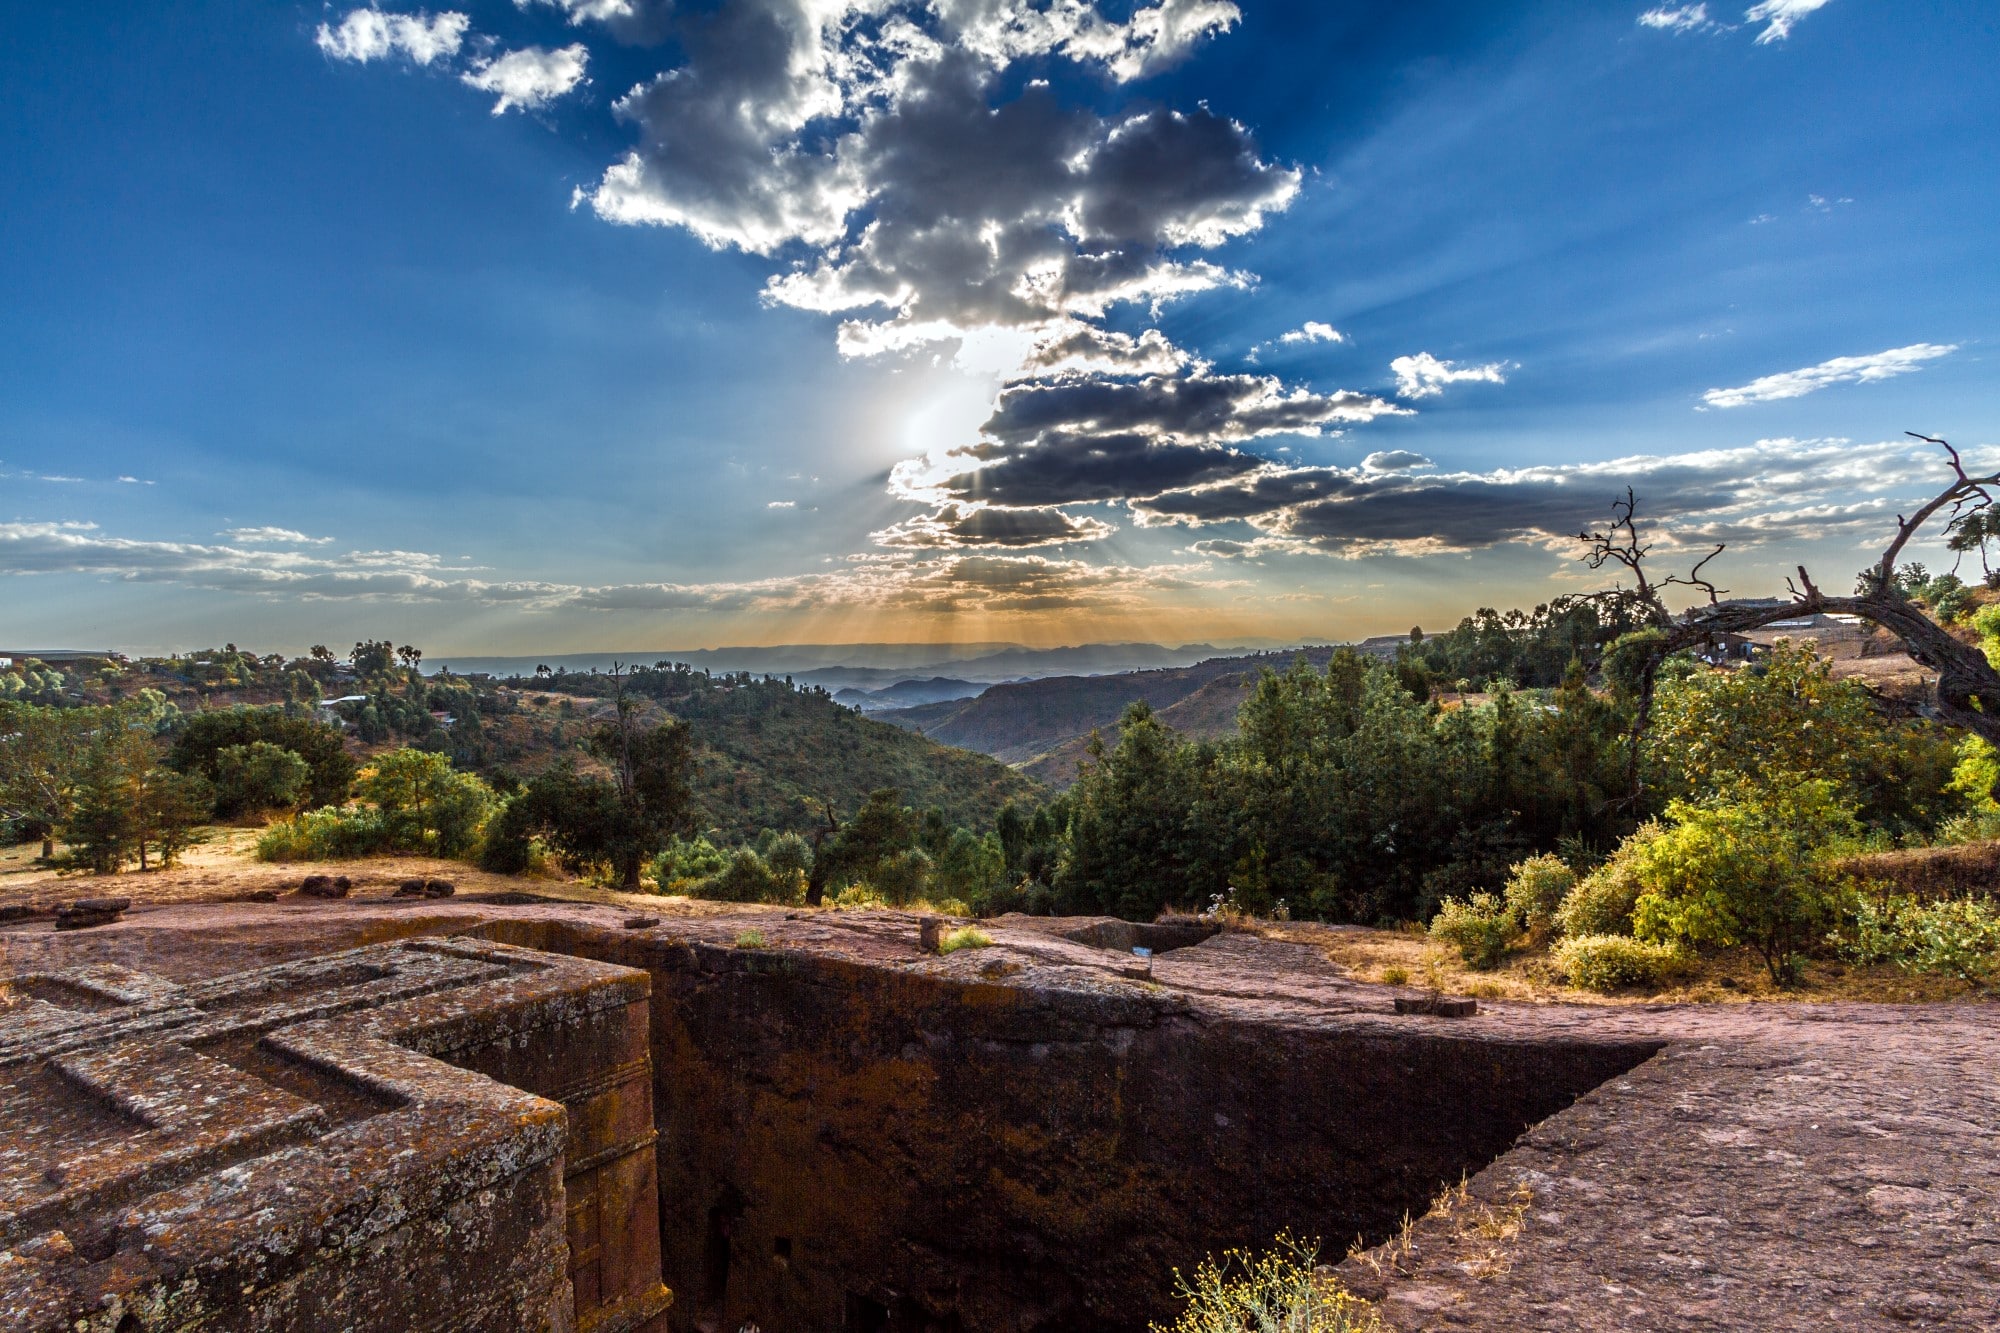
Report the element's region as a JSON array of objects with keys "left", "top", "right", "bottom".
[{"left": 876, "top": 646, "right": 1343, "bottom": 785}]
